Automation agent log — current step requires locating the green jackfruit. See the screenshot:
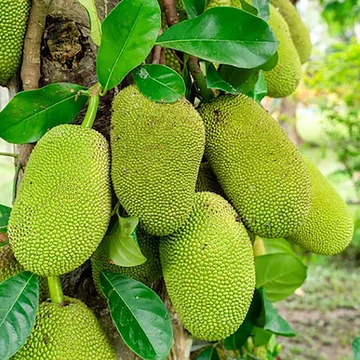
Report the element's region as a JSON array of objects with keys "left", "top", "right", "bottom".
[
  {"left": 198, "top": 94, "right": 311, "bottom": 238},
  {"left": 195, "top": 162, "right": 225, "bottom": 196},
  {"left": 0, "top": 0, "right": 30, "bottom": 85},
  {"left": 111, "top": 85, "right": 205, "bottom": 236},
  {"left": 0, "top": 244, "right": 49, "bottom": 301},
  {"left": 91, "top": 226, "right": 162, "bottom": 296},
  {"left": 270, "top": 0, "right": 312, "bottom": 64},
  {"left": 8, "top": 124, "right": 112, "bottom": 276},
  {"left": 207, "top": 0, "right": 231, "bottom": 8},
  {"left": 286, "top": 157, "right": 354, "bottom": 255},
  {"left": 263, "top": 5, "right": 302, "bottom": 98},
  {"left": 13, "top": 296, "right": 117, "bottom": 360},
  {"left": 160, "top": 192, "right": 255, "bottom": 341}
]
